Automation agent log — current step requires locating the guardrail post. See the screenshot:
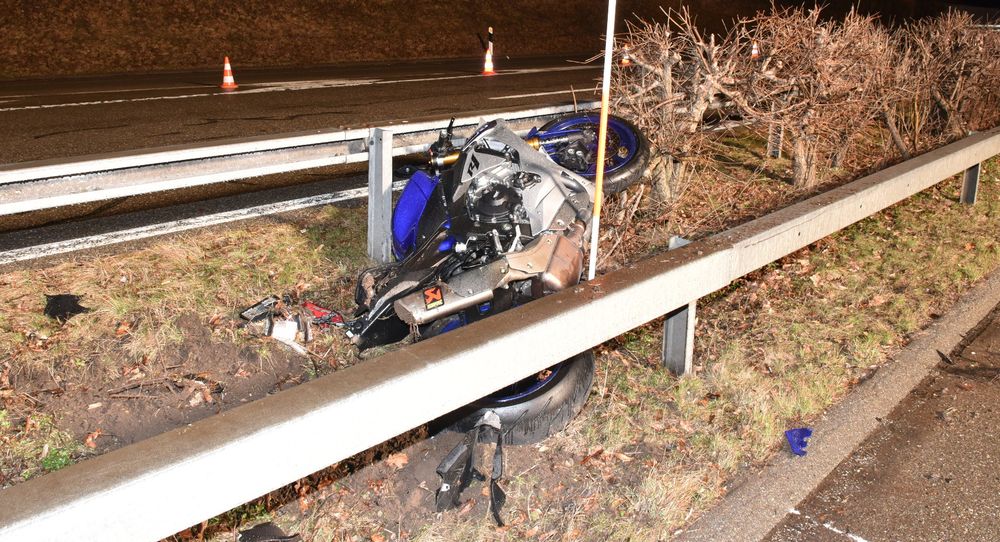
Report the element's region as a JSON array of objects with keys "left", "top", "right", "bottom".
[
  {"left": 662, "top": 236, "right": 695, "bottom": 375},
  {"left": 767, "top": 124, "right": 783, "bottom": 159},
  {"left": 368, "top": 128, "right": 394, "bottom": 264},
  {"left": 961, "top": 162, "right": 980, "bottom": 205},
  {"left": 662, "top": 302, "right": 696, "bottom": 375}
]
